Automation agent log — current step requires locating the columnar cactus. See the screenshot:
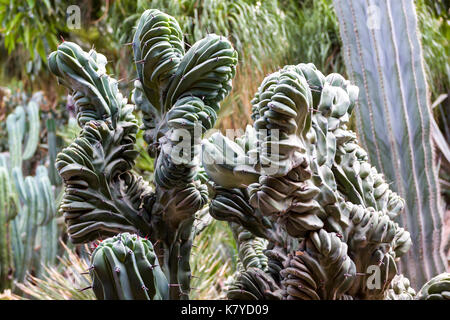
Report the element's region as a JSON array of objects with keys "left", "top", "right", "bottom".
[
  {"left": 203, "top": 63, "right": 415, "bottom": 300},
  {"left": 1, "top": 93, "right": 59, "bottom": 289},
  {"left": 48, "top": 9, "right": 237, "bottom": 300},
  {"left": 6, "top": 94, "right": 41, "bottom": 168}
]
